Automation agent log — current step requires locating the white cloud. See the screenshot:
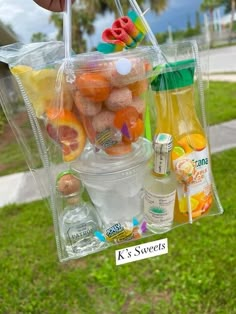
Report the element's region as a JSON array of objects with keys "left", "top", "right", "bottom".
[
  {"left": 0, "top": 0, "right": 113, "bottom": 50},
  {"left": 87, "top": 11, "right": 115, "bottom": 50},
  {"left": 0, "top": 0, "right": 57, "bottom": 42}
]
